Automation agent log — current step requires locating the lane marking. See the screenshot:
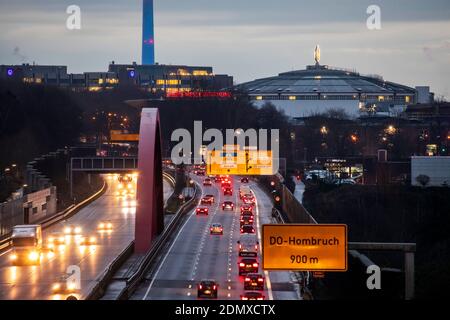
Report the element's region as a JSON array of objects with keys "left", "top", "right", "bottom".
[
  {"left": 142, "top": 206, "right": 196, "bottom": 300},
  {"left": 253, "top": 187, "right": 274, "bottom": 301}
]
